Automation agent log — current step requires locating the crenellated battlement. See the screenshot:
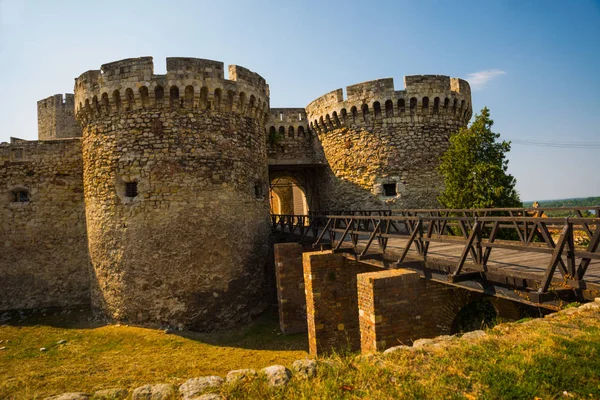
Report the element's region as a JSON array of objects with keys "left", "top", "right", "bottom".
[
  {"left": 74, "top": 56, "right": 270, "bottom": 124},
  {"left": 305, "top": 75, "right": 472, "bottom": 134},
  {"left": 266, "top": 108, "right": 311, "bottom": 142}
]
